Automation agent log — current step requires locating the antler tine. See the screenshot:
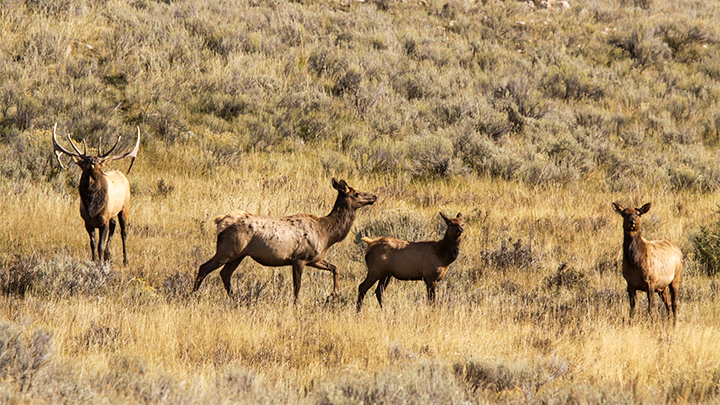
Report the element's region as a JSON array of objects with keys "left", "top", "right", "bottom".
[
  {"left": 82, "top": 139, "right": 87, "bottom": 156},
  {"left": 98, "top": 136, "right": 103, "bottom": 157},
  {"left": 101, "top": 135, "right": 122, "bottom": 158},
  {"left": 63, "top": 131, "right": 84, "bottom": 156},
  {"left": 52, "top": 123, "right": 81, "bottom": 169},
  {"left": 107, "top": 126, "right": 140, "bottom": 174}
]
